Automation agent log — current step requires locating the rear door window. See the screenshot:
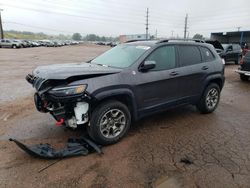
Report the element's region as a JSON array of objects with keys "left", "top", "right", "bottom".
[
  {"left": 178, "top": 45, "right": 202, "bottom": 67},
  {"left": 200, "top": 47, "right": 215, "bottom": 62}
]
